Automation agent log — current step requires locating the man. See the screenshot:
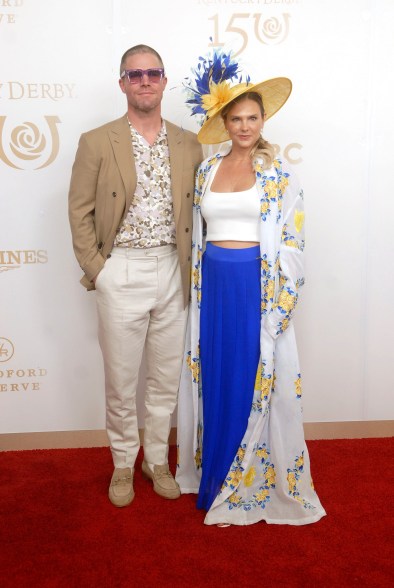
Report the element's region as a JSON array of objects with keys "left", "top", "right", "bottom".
[{"left": 68, "top": 45, "right": 202, "bottom": 507}]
